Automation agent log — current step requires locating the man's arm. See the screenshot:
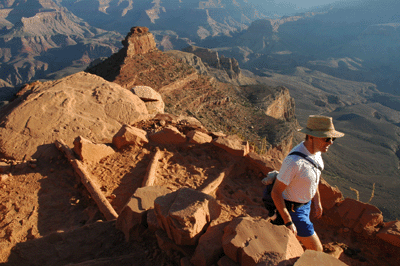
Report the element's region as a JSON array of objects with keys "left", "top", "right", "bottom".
[
  {"left": 271, "top": 180, "right": 297, "bottom": 235},
  {"left": 312, "top": 187, "right": 323, "bottom": 218}
]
